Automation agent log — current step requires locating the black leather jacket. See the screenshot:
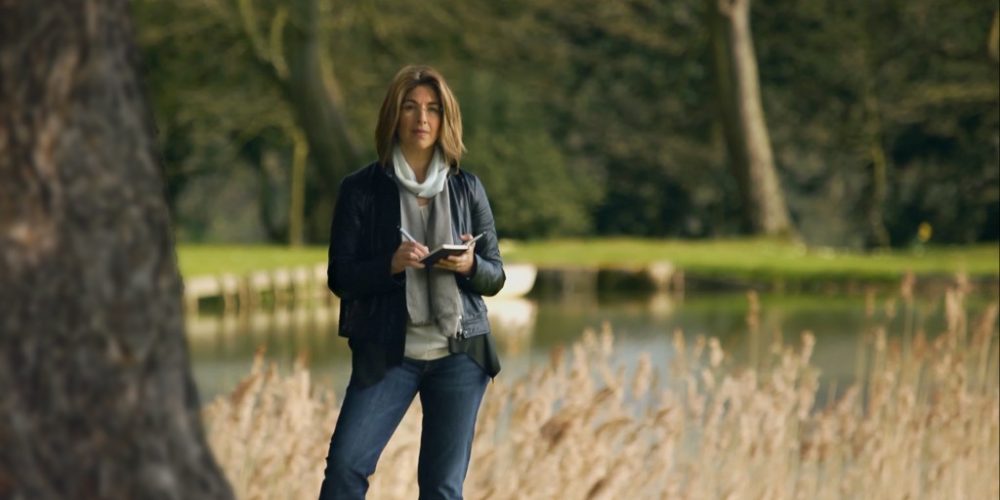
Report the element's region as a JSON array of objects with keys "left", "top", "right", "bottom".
[{"left": 327, "top": 162, "right": 505, "bottom": 380}]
